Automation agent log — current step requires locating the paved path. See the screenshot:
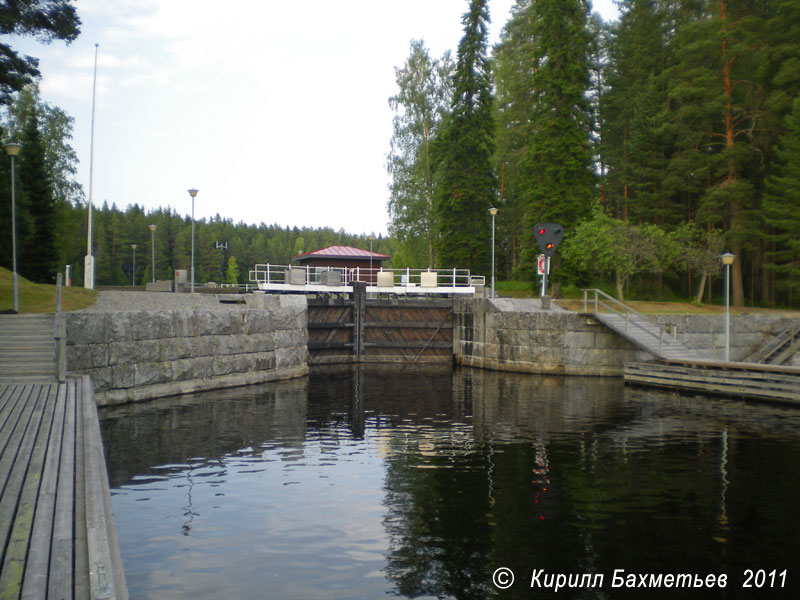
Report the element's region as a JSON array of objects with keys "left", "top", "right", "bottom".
[{"left": 0, "top": 315, "right": 57, "bottom": 383}]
